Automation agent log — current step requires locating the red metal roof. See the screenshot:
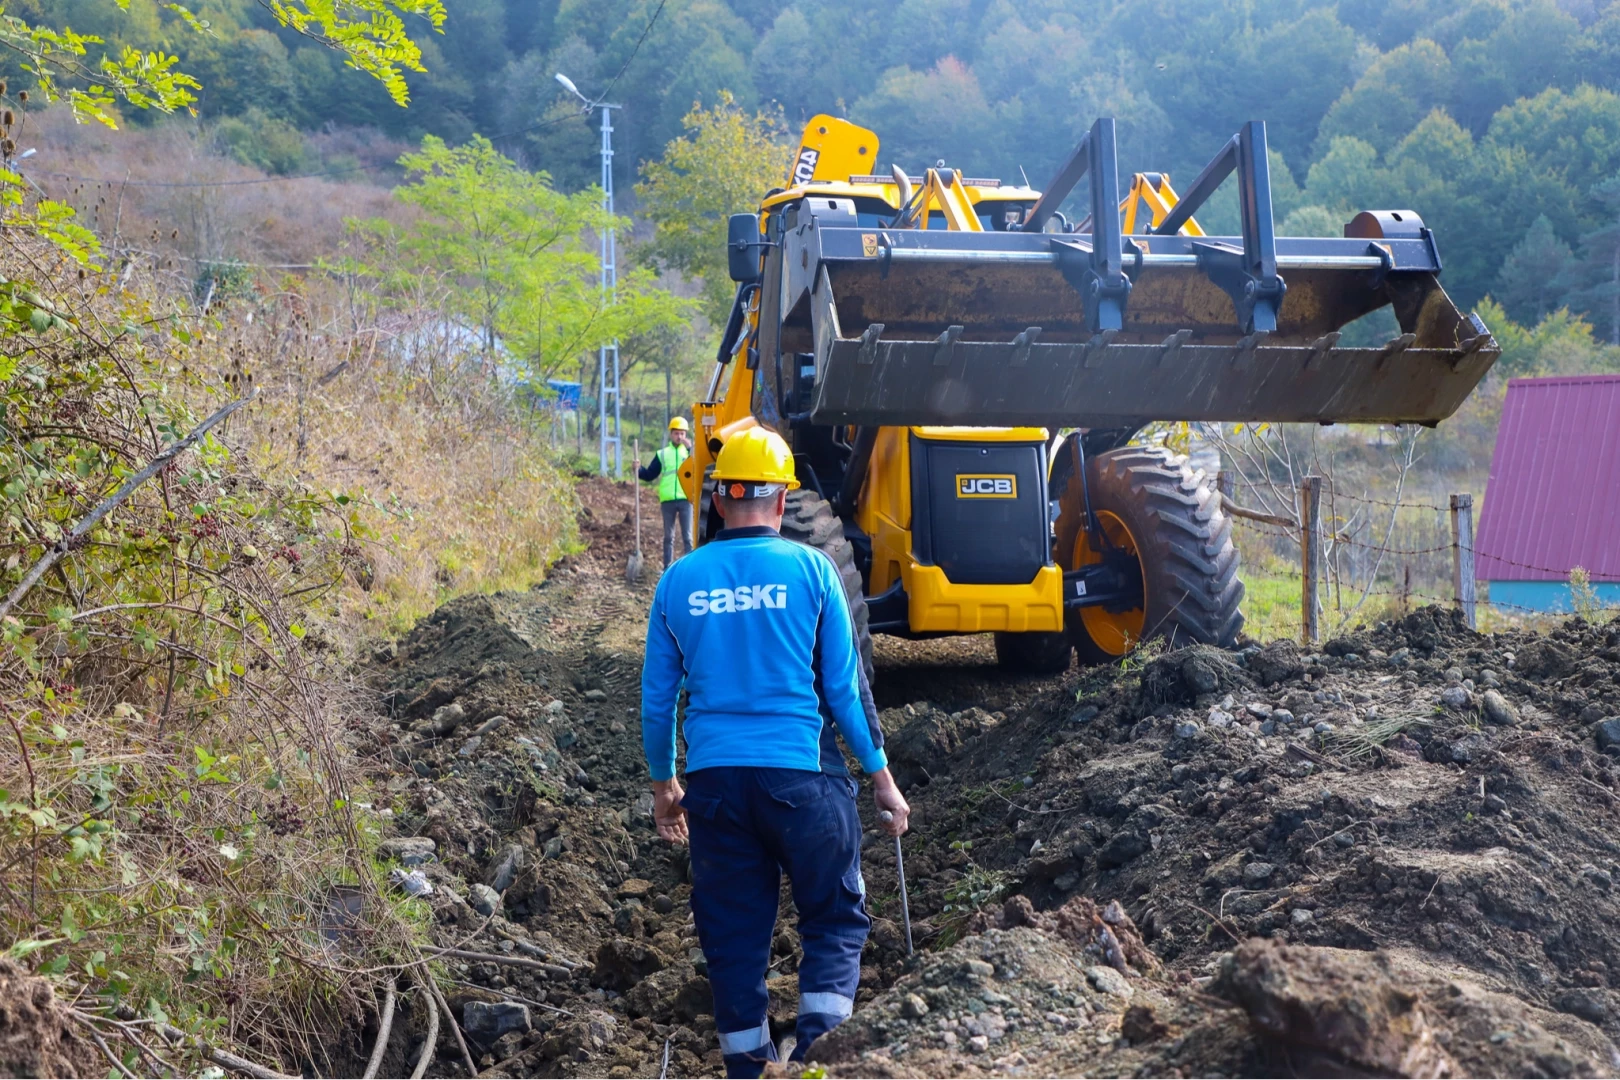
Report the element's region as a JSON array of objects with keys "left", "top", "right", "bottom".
[{"left": 1476, "top": 374, "right": 1620, "bottom": 582}]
